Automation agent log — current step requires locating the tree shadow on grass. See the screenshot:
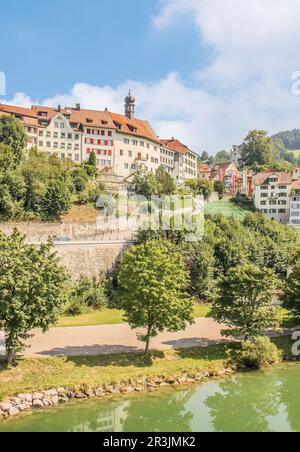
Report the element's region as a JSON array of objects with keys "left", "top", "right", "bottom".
[
  {"left": 35, "top": 345, "right": 165, "bottom": 368},
  {"left": 173, "top": 340, "right": 239, "bottom": 363}
]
